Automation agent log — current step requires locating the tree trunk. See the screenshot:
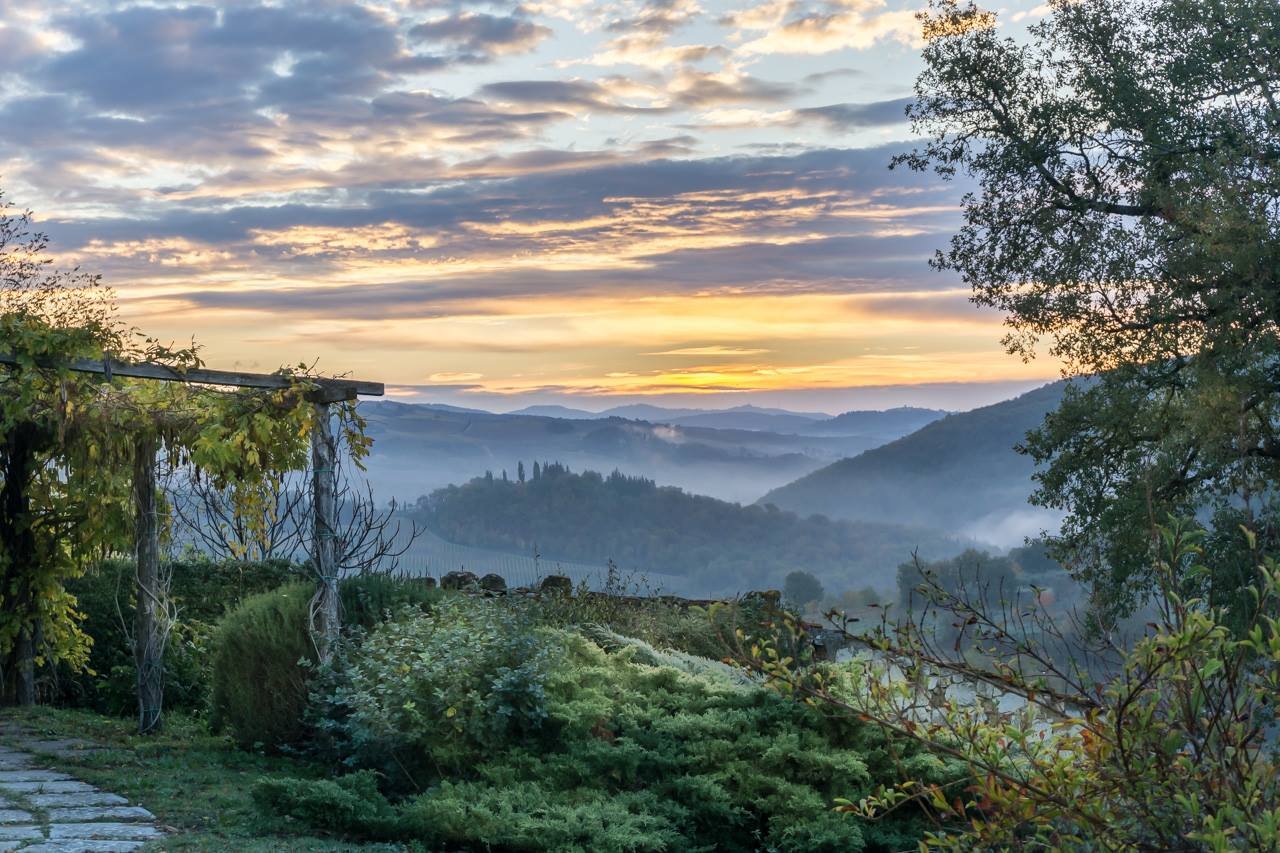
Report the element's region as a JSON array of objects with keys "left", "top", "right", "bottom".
[
  {"left": 0, "top": 423, "right": 39, "bottom": 706},
  {"left": 310, "top": 402, "right": 340, "bottom": 661},
  {"left": 12, "top": 628, "right": 34, "bottom": 707},
  {"left": 133, "top": 434, "right": 164, "bottom": 734}
]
